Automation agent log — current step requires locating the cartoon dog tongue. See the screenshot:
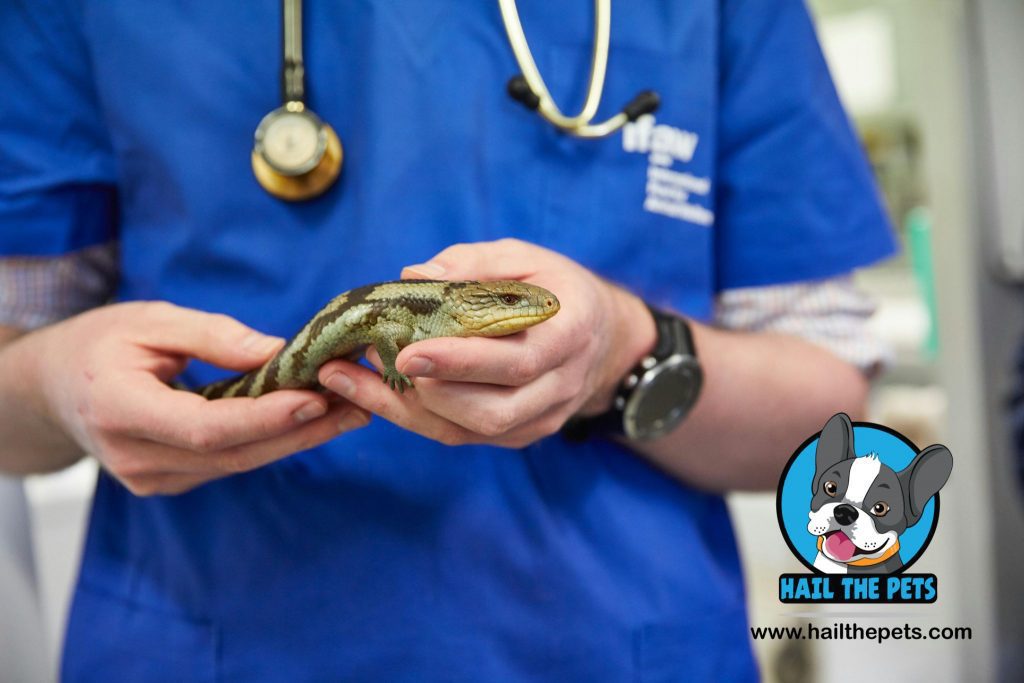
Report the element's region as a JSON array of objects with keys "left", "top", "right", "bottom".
[{"left": 825, "top": 531, "right": 857, "bottom": 561}]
